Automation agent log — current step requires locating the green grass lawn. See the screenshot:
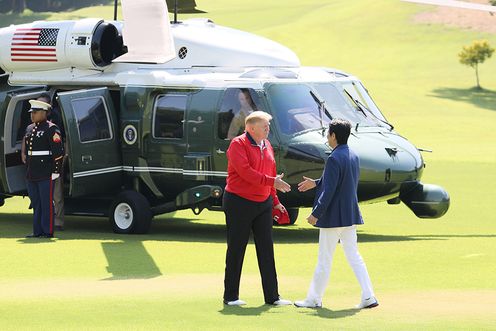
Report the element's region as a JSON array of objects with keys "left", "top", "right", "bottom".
[{"left": 1, "top": 0, "right": 496, "bottom": 330}]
